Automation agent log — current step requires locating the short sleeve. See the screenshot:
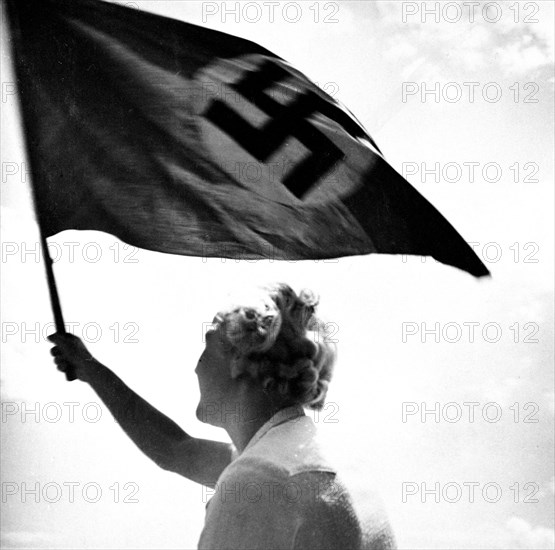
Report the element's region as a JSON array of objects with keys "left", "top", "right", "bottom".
[{"left": 291, "top": 470, "right": 362, "bottom": 550}]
